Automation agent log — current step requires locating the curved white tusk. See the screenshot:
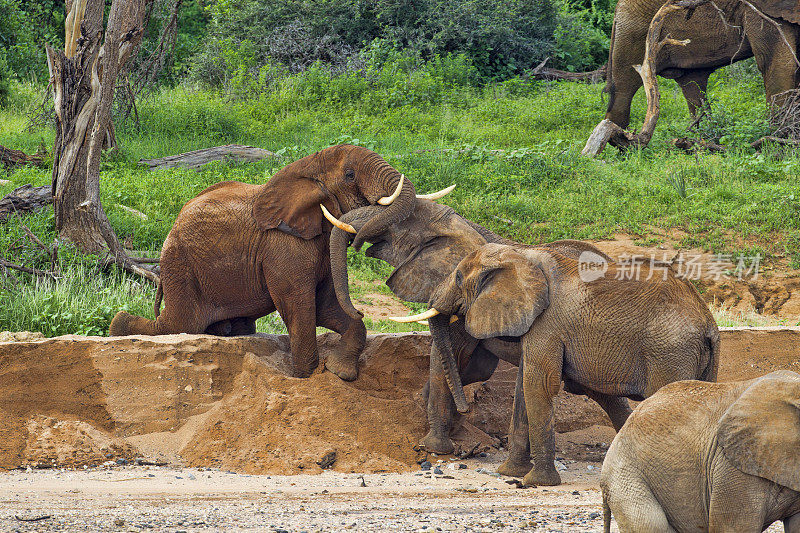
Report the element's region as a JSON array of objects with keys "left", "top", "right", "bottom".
[
  {"left": 377, "top": 174, "right": 404, "bottom": 206},
  {"left": 416, "top": 184, "right": 456, "bottom": 200},
  {"left": 388, "top": 307, "right": 440, "bottom": 323},
  {"left": 450, "top": 315, "right": 459, "bottom": 323},
  {"left": 320, "top": 204, "right": 356, "bottom": 233}
]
